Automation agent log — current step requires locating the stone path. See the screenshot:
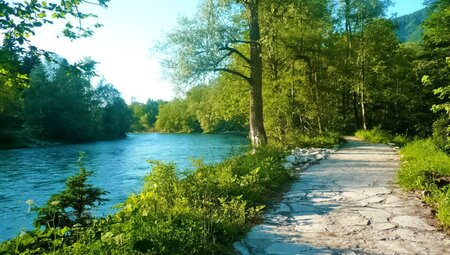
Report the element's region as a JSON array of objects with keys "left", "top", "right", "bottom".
[{"left": 234, "top": 137, "right": 450, "bottom": 255}]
